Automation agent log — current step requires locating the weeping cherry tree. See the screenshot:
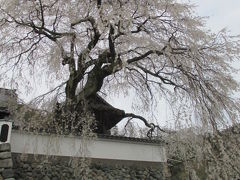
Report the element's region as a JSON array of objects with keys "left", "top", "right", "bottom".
[{"left": 0, "top": 0, "right": 239, "bottom": 138}]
